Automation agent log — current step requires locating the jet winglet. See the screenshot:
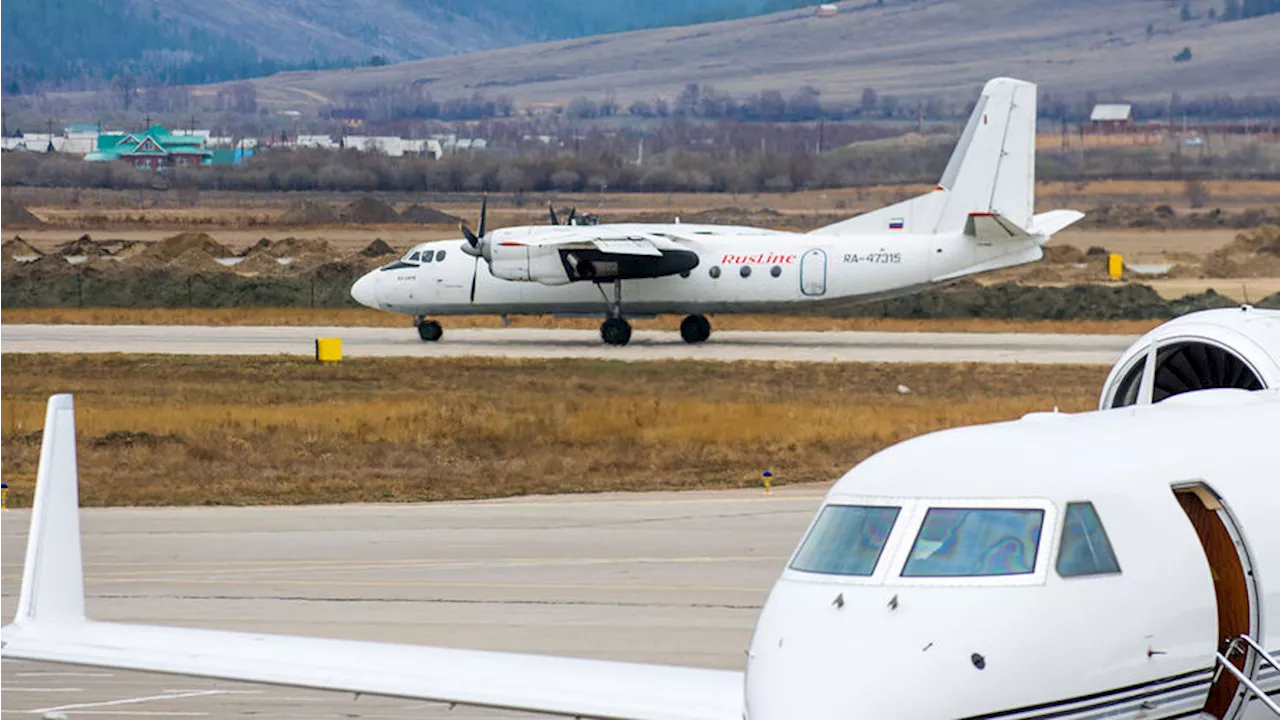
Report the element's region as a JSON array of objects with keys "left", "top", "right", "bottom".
[{"left": 14, "top": 393, "right": 86, "bottom": 626}]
